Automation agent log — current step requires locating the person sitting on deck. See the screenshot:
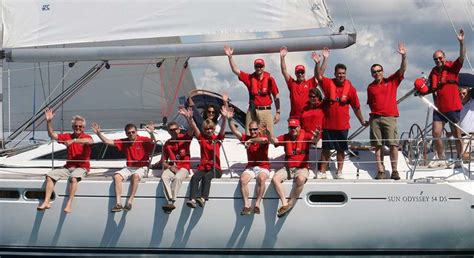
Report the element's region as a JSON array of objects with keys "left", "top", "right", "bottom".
[
  {"left": 459, "top": 86, "right": 474, "bottom": 161},
  {"left": 37, "top": 109, "right": 93, "bottom": 213},
  {"left": 224, "top": 106, "right": 270, "bottom": 216},
  {"left": 366, "top": 43, "right": 407, "bottom": 180},
  {"left": 161, "top": 121, "right": 193, "bottom": 214},
  {"left": 300, "top": 88, "right": 325, "bottom": 178},
  {"left": 92, "top": 122, "right": 156, "bottom": 212},
  {"left": 179, "top": 105, "right": 228, "bottom": 208},
  {"left": 266, "top": 118, "right": 319, "bottom": 218}
]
